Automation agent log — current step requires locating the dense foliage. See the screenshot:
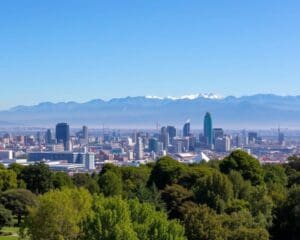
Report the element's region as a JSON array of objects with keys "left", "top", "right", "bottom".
[{"left": 0, "top": 150, "right": 298, "bottom": 240}]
